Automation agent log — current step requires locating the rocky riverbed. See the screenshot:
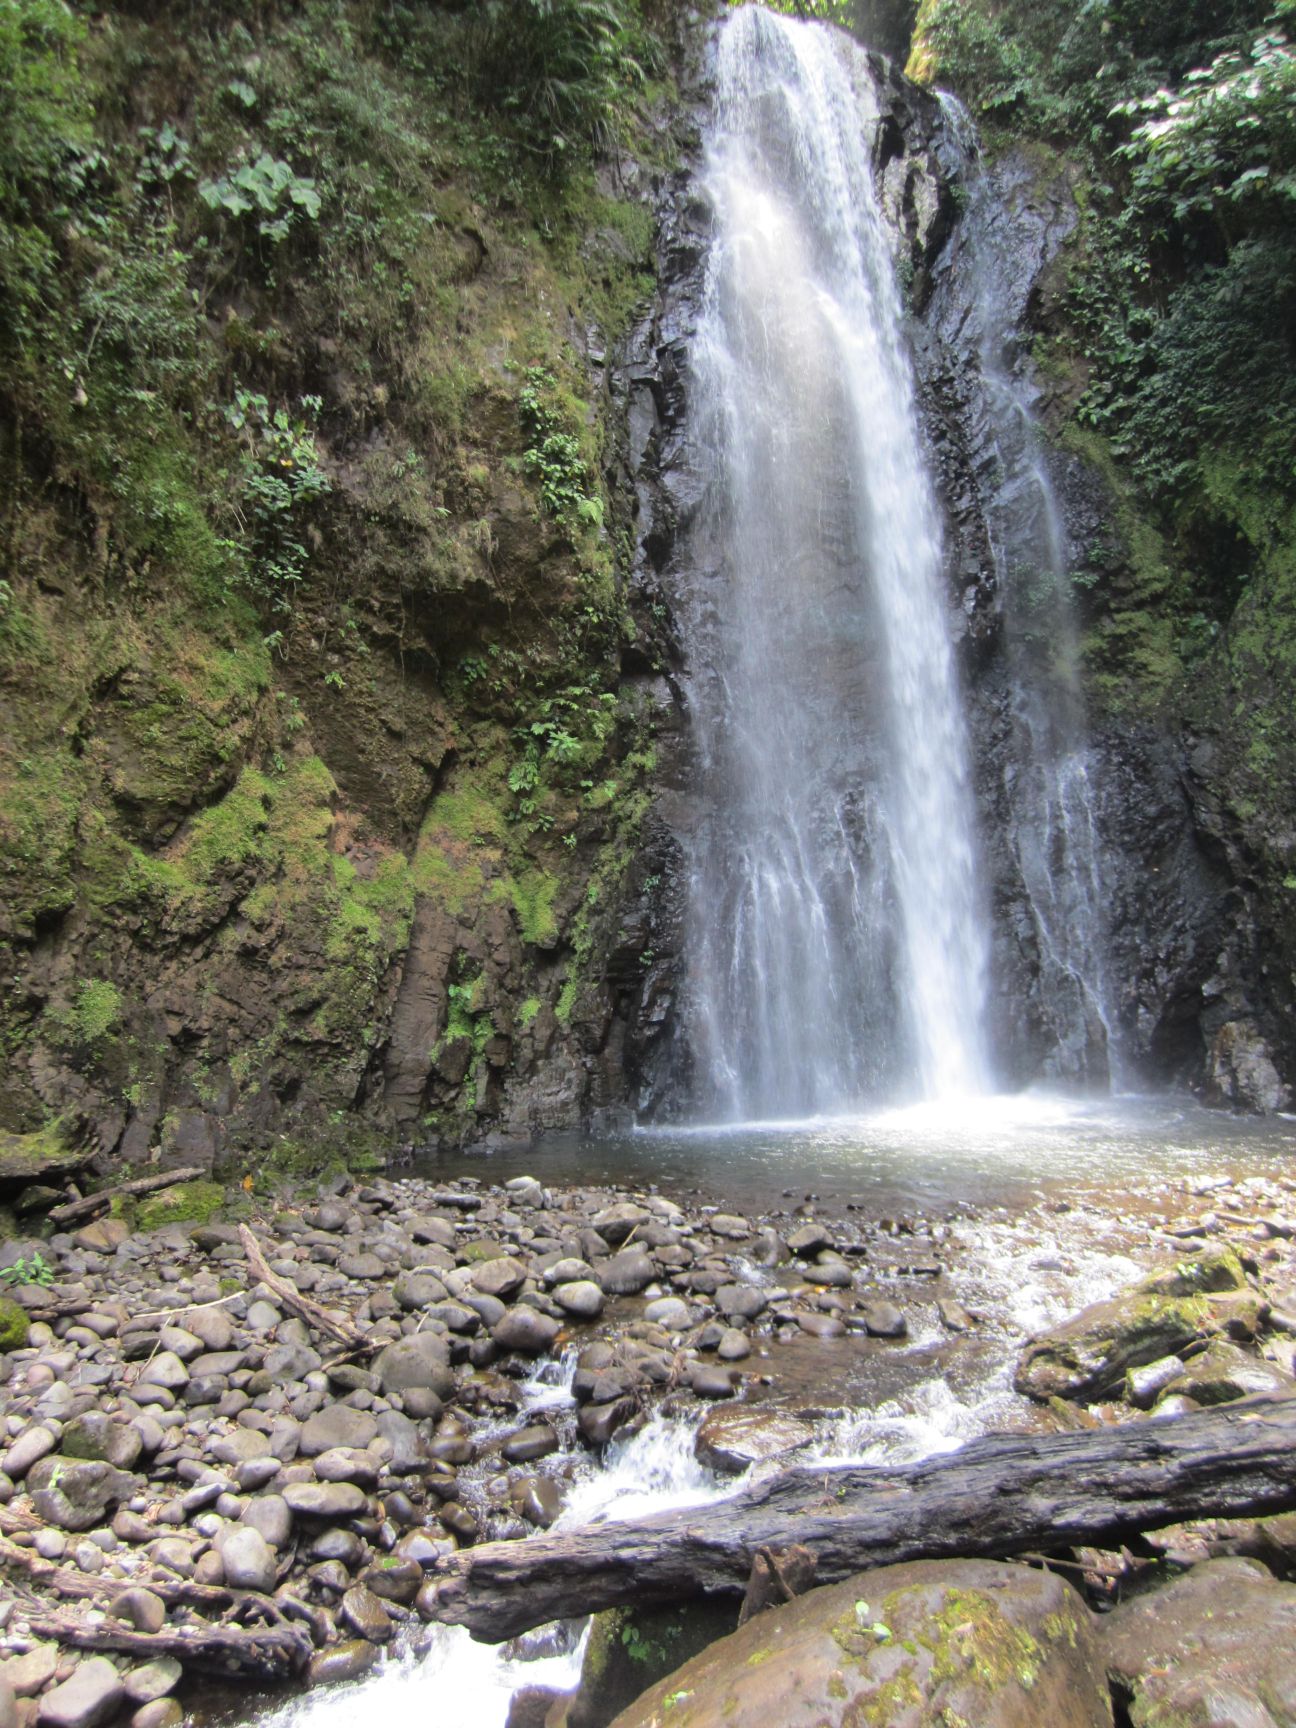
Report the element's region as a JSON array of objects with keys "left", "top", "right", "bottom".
[{"left": 1, "top": 1159, "right": 1295, "bottom": 1728}]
